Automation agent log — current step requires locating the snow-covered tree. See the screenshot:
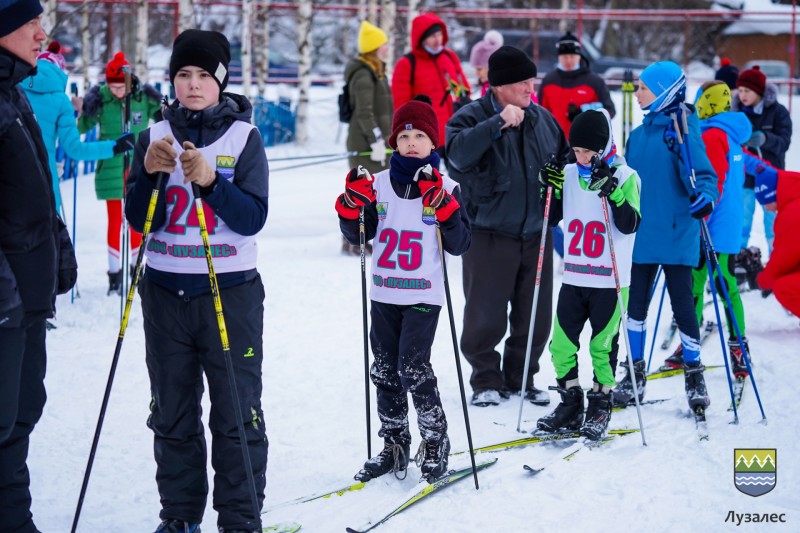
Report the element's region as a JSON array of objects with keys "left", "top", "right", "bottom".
[{"left": 295, "top": 0, "right": 313, "bottom": 145}]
